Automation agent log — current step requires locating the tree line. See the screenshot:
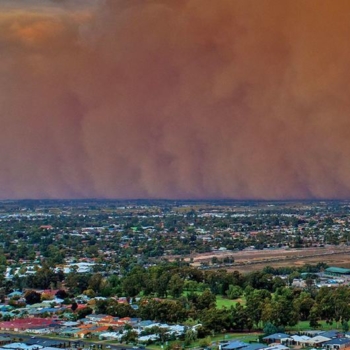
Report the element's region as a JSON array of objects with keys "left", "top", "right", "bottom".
[{"left": 3, "top": 262, "right": 350, "bottom": 335}]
